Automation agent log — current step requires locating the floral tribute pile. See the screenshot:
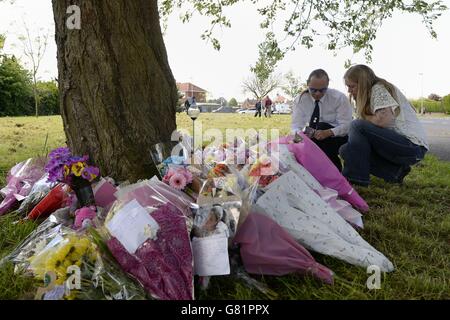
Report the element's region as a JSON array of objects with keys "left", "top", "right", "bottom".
[{"left": 0, "top": 132, "right": 393, "bottom": 300}]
